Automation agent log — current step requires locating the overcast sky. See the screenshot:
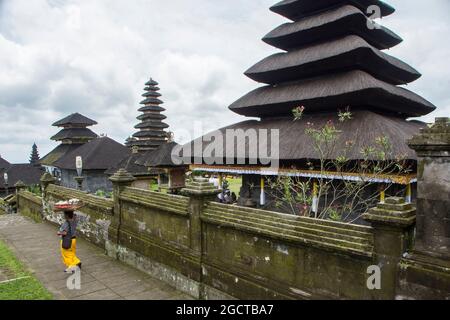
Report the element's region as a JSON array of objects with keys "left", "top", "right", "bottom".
[{"left": 0, "top": 0, "right": 449, "bottom": 163}]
